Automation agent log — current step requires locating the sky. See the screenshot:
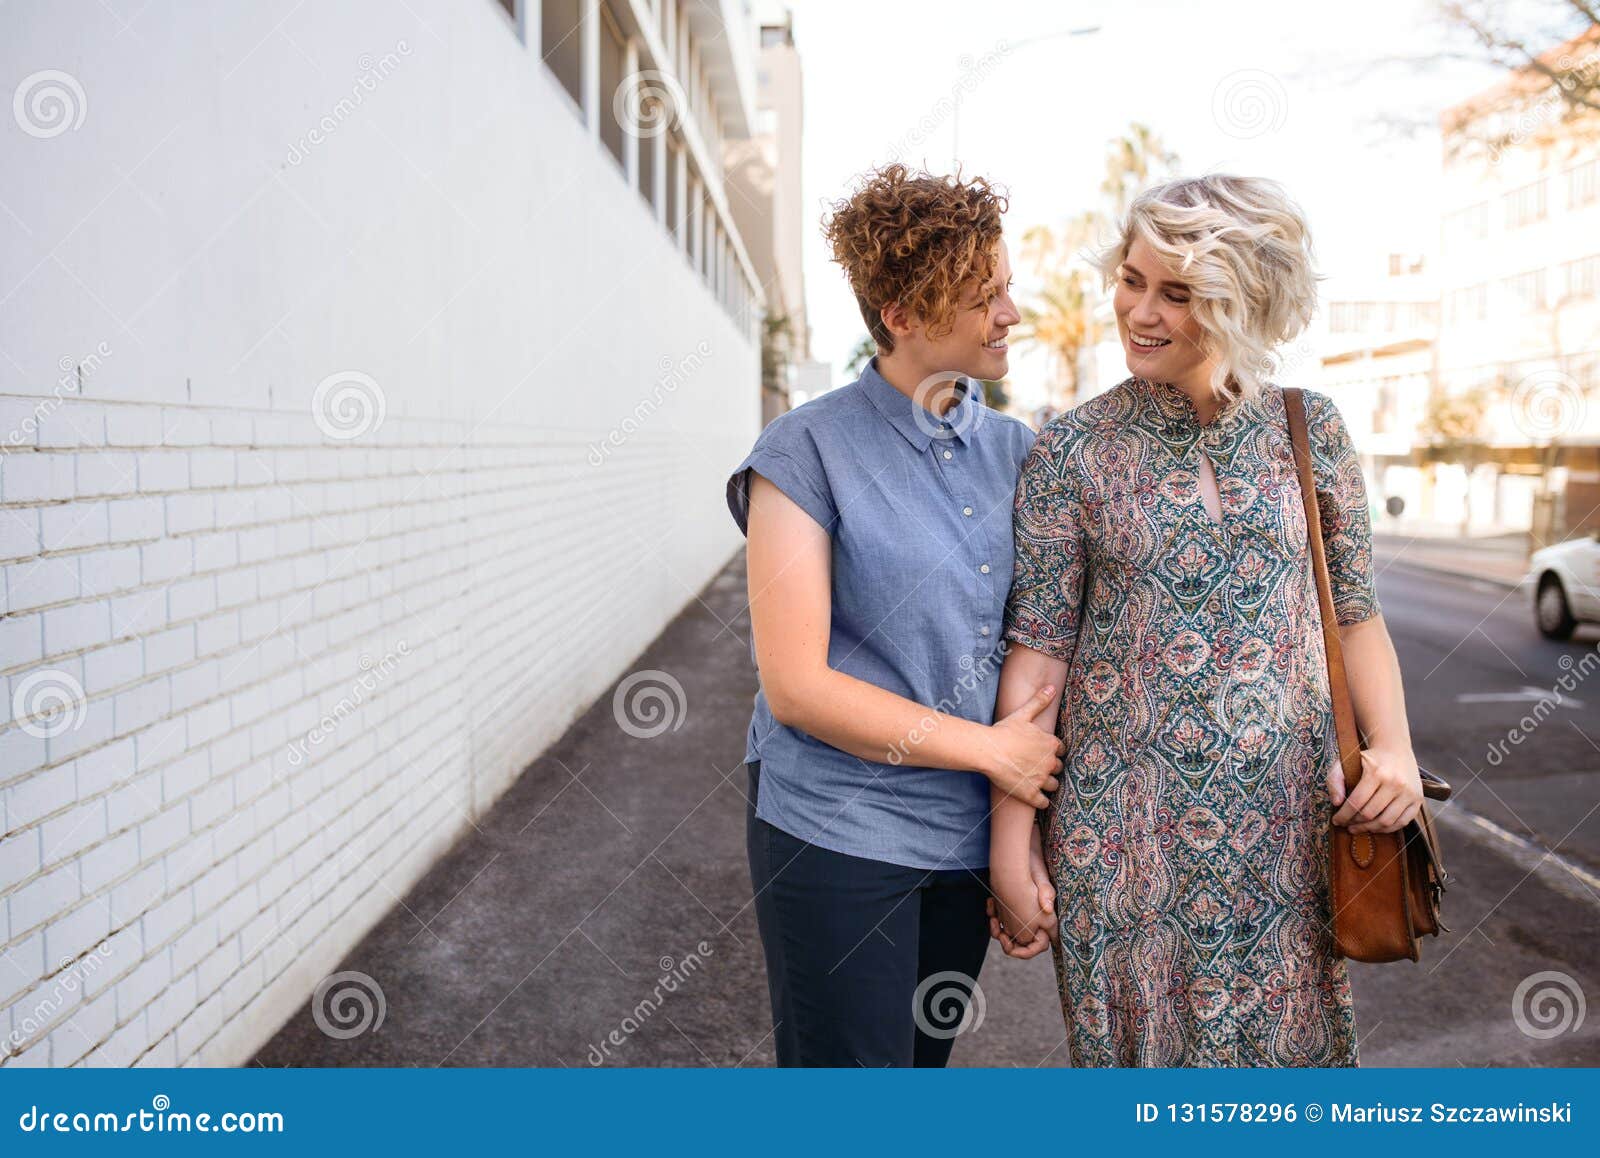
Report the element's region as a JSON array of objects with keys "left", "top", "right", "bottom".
[{"left": 782, "top": 0, "right": 1509, "bottom": 398}]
